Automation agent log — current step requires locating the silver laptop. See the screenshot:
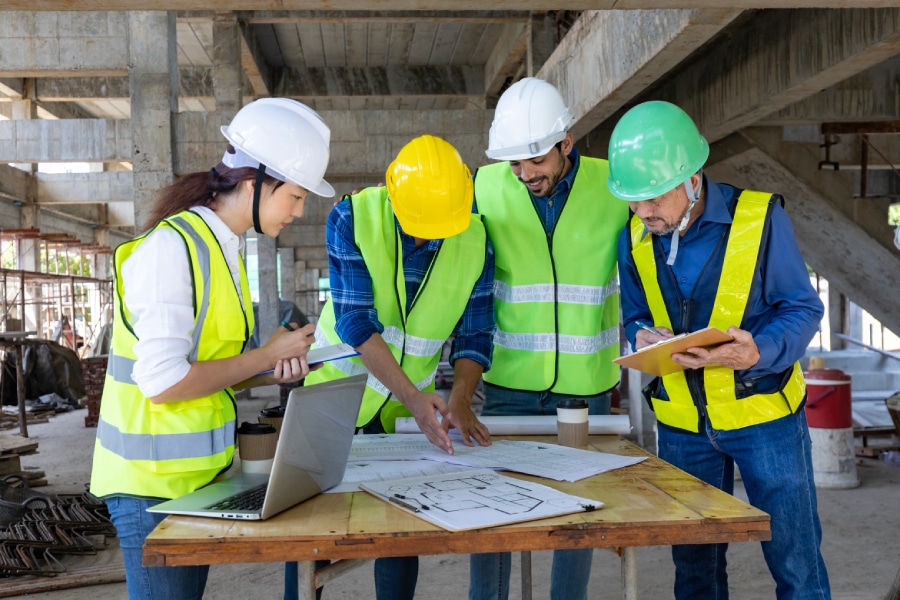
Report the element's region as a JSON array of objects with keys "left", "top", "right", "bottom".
[{"left": 148, "top": 374, "right": 366, "bottom": 521}]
